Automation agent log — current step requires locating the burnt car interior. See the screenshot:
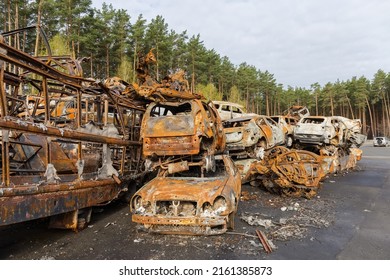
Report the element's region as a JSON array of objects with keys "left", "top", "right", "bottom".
[
  {"left": 301, "top": 117, "right": 325, "bottom": 124},
  {"left": 149, "top": 102, "right": 192, "bottom": 117},
  {"left": 161, "top": 159, "right": 227, "bottom": 178}
]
